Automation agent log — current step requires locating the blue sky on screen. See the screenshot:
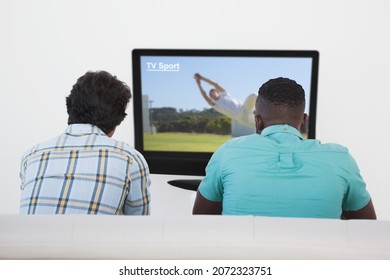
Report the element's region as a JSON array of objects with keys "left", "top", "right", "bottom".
[{"left": 140, "top": 56, "right": 313, "bottom": 112}]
